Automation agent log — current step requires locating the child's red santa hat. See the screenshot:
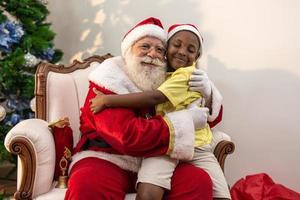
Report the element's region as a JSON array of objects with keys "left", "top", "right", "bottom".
[
  {"left": 121, "top": 17, "right": 167, "bottom": 57},
  {"left": 167, "top": 23, "right": 203, "bottom": 54}
]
